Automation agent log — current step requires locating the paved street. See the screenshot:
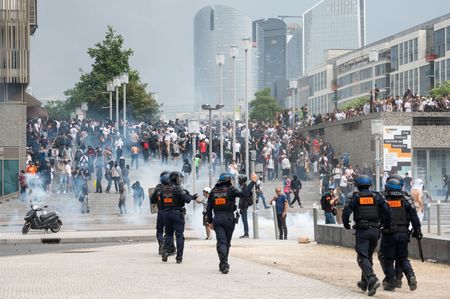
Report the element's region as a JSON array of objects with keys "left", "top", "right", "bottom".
[{"left": 0, "top": 240, "right": 366, "bottom": 299}]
